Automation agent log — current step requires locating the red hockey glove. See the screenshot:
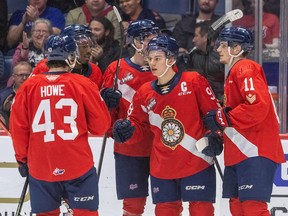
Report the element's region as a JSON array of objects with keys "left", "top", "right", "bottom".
[{"left": 204, "top": 107, "right": 232, "bottom": 131}]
